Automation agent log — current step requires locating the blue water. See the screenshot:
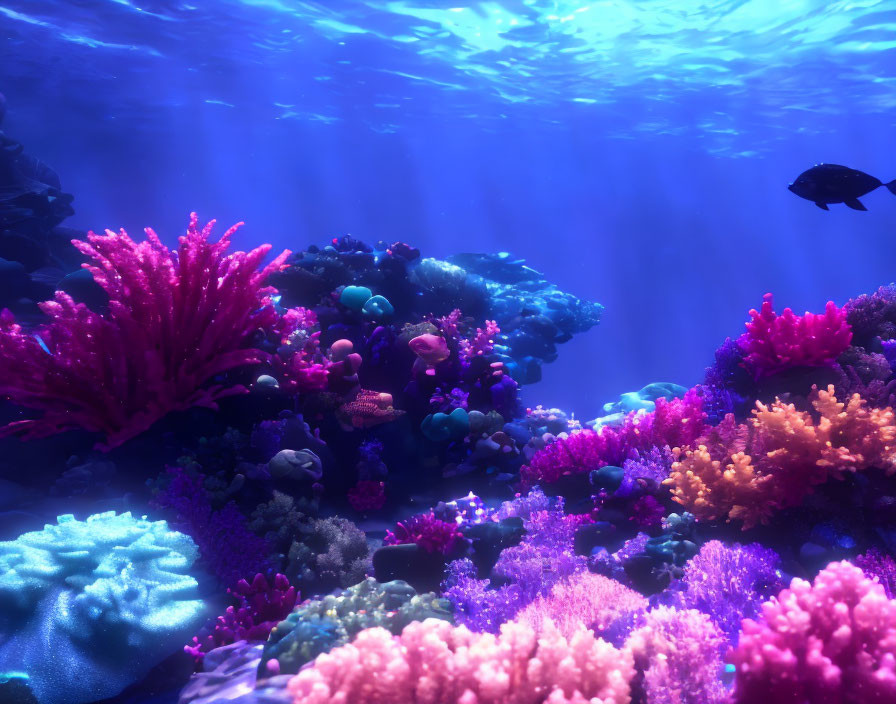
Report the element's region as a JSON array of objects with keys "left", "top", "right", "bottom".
[{"left": 3, "top": 0, "right": 896, "bottom": 416}]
